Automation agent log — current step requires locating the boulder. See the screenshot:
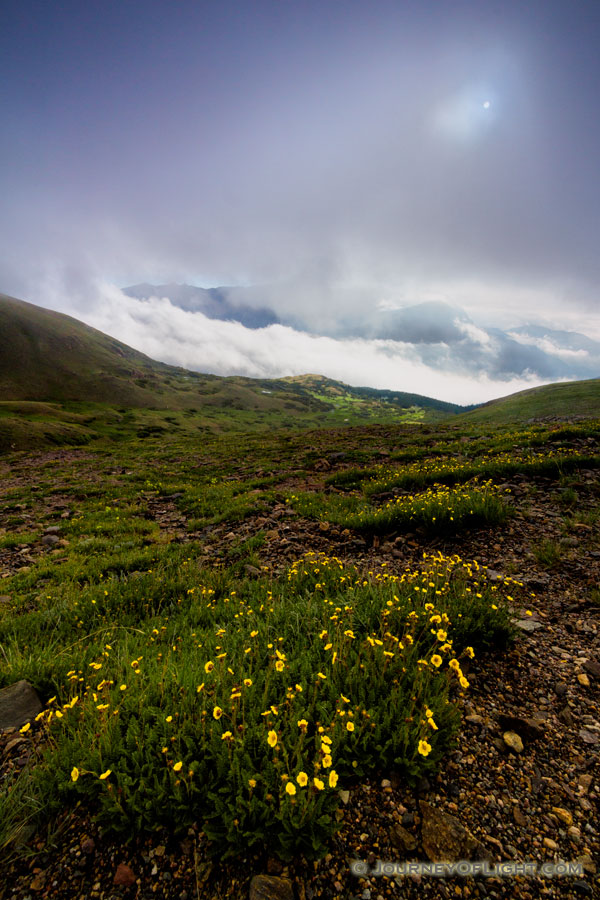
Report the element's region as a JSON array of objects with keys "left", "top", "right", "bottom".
[
  {"left": 420, "top": 801, "right": 495, "bottom": 864},
  {"left": 0, "top": 680, "right": 42, "bottom": 730}
]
